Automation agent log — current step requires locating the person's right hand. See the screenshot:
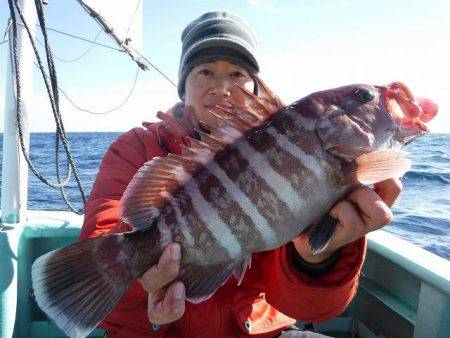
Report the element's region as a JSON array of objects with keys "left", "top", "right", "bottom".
[{"left": 138, "top": 243, "right": 186, "bottom": 325}]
